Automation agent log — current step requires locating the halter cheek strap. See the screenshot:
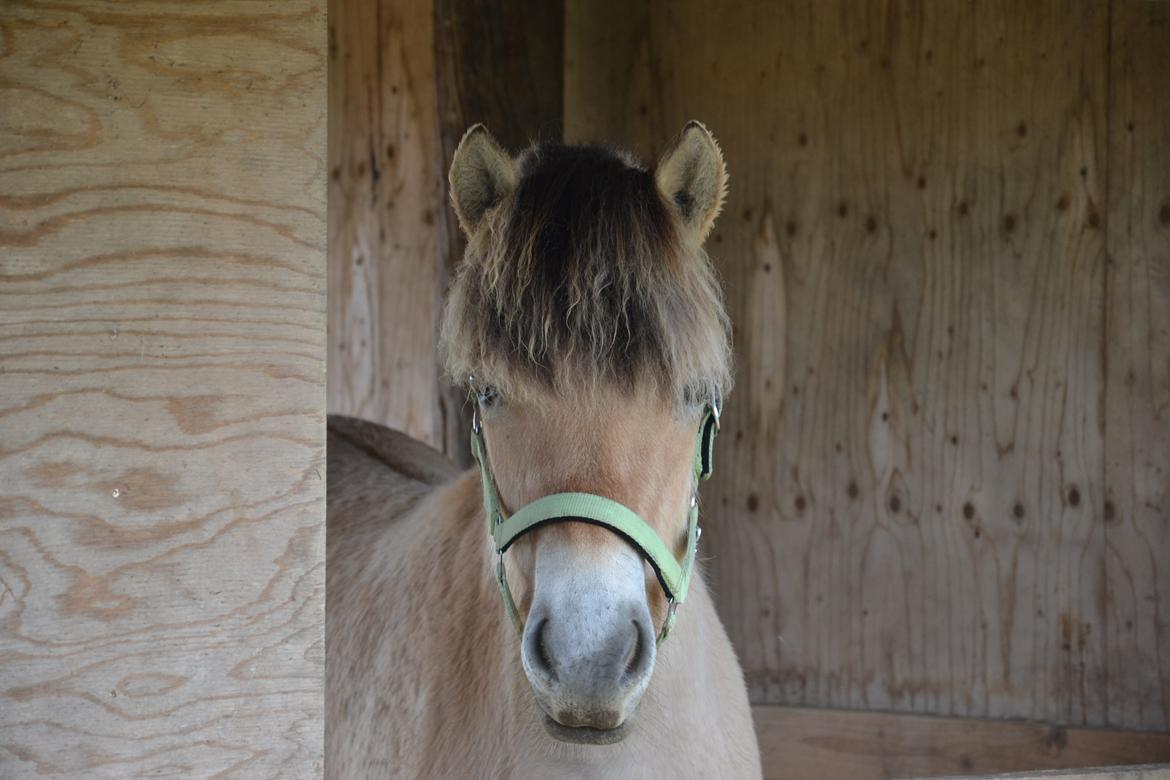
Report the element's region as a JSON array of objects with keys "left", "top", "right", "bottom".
[{"left": 470, "top": 399, "right": 720, "bottom": 645}]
